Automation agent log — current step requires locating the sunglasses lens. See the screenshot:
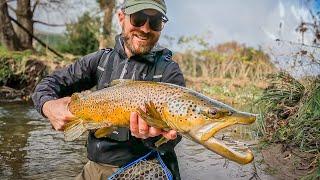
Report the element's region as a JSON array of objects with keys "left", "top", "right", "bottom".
[
  {"left": 129, "top": 11, "right": 166, "bottom": 31},
  {"left": 149, "top": 16, "right": 164, "bottom": 31},
  {"left": 130, "top": 12, "right": 147, "bottom": 27}
]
